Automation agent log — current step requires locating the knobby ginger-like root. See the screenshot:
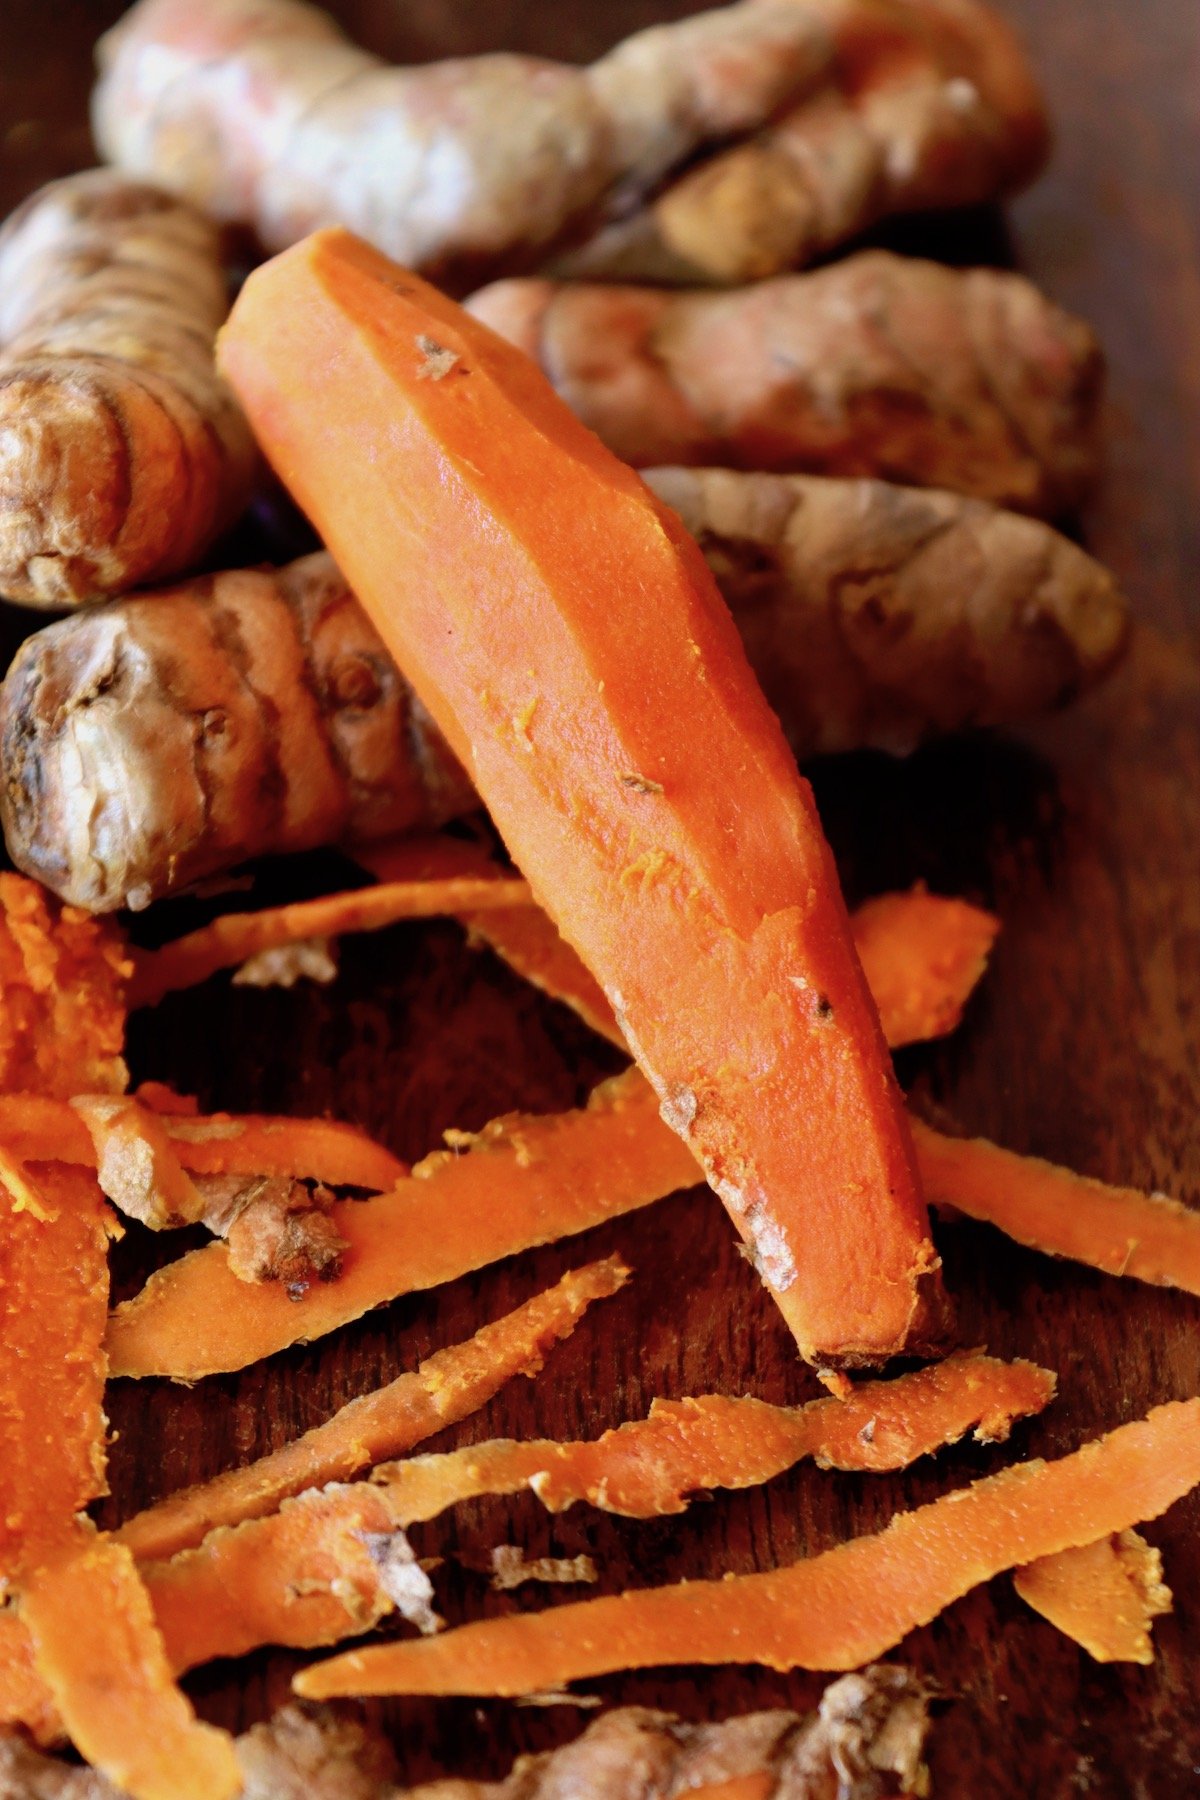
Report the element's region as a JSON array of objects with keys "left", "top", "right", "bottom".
[
  {"left": 0, "top": 170, "right": 257, "bottom": 608},
  {"left": 0, "top": 466, "right": 1125, "bottom": 912},
  {"left": 0, "top": 1671, "right": 933, "bottom": 1799},
  {"left": 647, "top": 469, "right": 1128, "bottom": 753},
  {"left": 92, "top": 0, "right": 826, "bottom": 291},
  {"left": 468, "top": 253, "right": 1103, "bottom": 515},
  {"left": 566, "top": 0, "right": 1049, "bottom": 285},
  {"left": 0, "top": 551, "right": 474, "bottom": 912}
]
